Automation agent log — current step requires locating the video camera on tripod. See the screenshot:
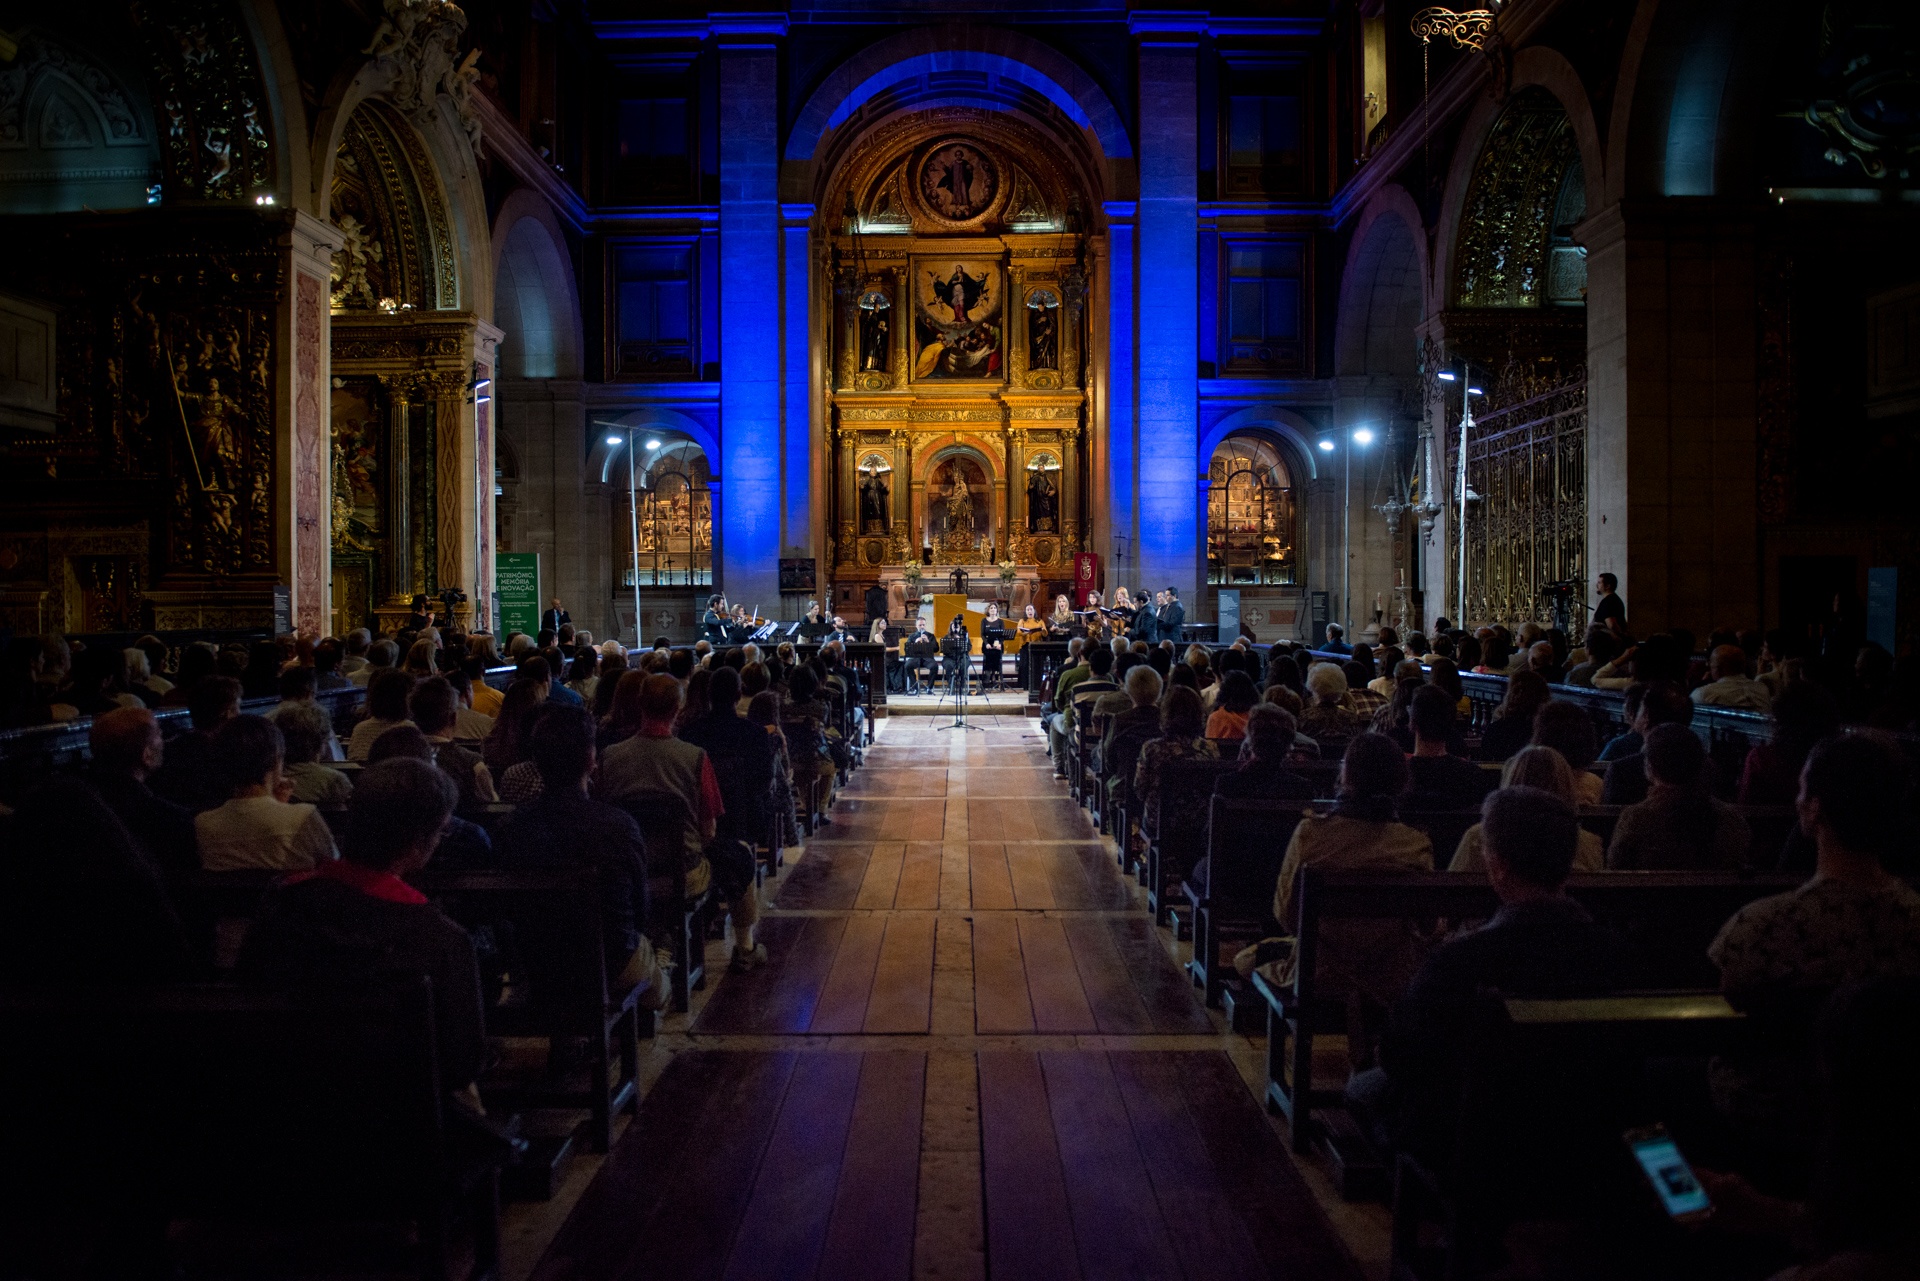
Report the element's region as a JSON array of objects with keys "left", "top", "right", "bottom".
[{"left": 1539, "top": 579, "right": 1582, "bottom": 632}]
